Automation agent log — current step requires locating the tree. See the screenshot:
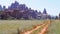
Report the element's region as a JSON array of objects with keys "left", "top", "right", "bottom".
[
  {"left": 55, "top": 16, "right": 58, "bottom": 19},
  {"left": 0, "top": 14, "right": 8, "bottom": 20},
  {"left": 32, "top": 10, "right": 38, "bottom": 19},
  {"left": 3, "top": 6, "right": 6, "bottom": 10},
  {"left": 59, "top": 13, "right": 60, "bottom": 19},
  {"left": 48, "top": 15, "right": 51, "bottom": 19}
]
